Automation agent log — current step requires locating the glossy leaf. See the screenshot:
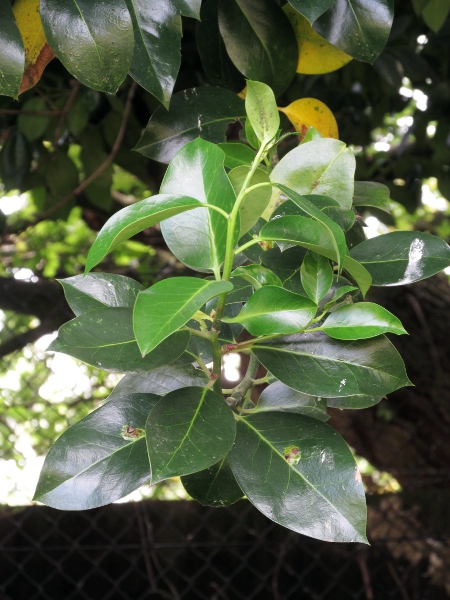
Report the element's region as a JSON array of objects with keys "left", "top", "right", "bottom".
[
  {"left": 223, "top": 286, "right": 317, "bottom": 336},
  {"left": 252, "top": 331, "right": 411, "bottom": 398},
  {"left": 284, "top": 5, "right": 352, "bottom": 74},
  {"left": 85, "top": 193, "right": 203, "bottom": 272},
  {"left": 301, "top": 252, "right": 333, "bottom": 303},
  {"left": 40, "top": 0, "right": 134, "bottom": 93},
  {"left": 146, "top": 387, "right": 236, "bottom": 483},
  {"left": 279, "top": 98, "right": 338, "bottom": 139},
  {"left": 353, "top": 181, "right": 391, "bottom": 213},
  {"left": 0, "top": 0, "right": 25, "bottom": 98},
  {"left": 218, "top": 143, "right": 256, "bottom": 169},
  {"left": 326, "top": 395, "right": 384, "bottom": 409},
  {"left": 34, "top": 393, "right": 159, "bottom": 510},
  {"left": 160, "top": 139, "right": 235, "bottom": 272},
  {"left": 48, "top": 307, "right": 189, "bottom": 373},
  {"left": 171, "top": 0, "right": 201, "bottom": 18},
  {"left": 286, "top": 0, "right": 337, "bottom": 24},
  {"left": 231, "top": 265, "right": 282, "bottom": 289},
  {"left": 320, "top": 302, "right": 407, "bottom": 340},
  {"left": 229, "top": 413, "right": 367, "bottom": 542},
  {"left": 271, "top": 139, "right": 356, "bottom": 210},
  {"left": 60, "top": 273, "right": 144, "bottom": 317},
  {"left": 133, "top": 277, "right": 232, "bottom": 355},
  {"left": 228, "top": 166, "right": 272, "bottom": 236},
  {"left": 126, "top": 0, "right": 181, "bottom": 107},
  {"left": 135, "top": 87, "right": 245, "bottom": 163},
  {"left": 181, "top": 458, "right": 244, "bottom": 507},
  {"left": 314, "top": 0, "right": 394, "bottom": 63},
  {"left": 324, "top": 285, "right": 358, "bottom": 309},
  {"left": 350, "top": 231, "right": 450, "bottom": 286},
  {"left": 245, "top": 81, "right": 280, "bottom": 145},
  {"left": 256, "top": 381, "right": 329, "bottom": 421},
  {"left": 218, "top": 0, "right": 298, "bottom": 95}
]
